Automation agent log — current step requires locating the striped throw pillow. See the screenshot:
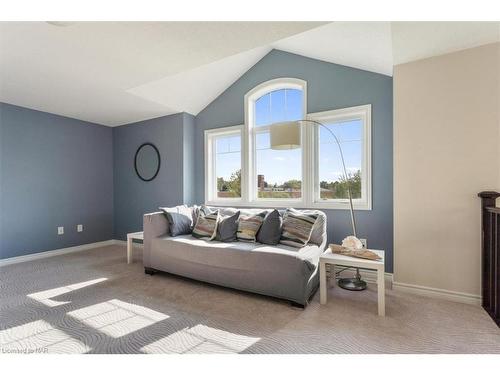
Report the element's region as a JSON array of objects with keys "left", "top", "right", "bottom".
[
  {"left": 192, "top": 209, "right": 219, "bottom": 240},
  {"left": 279, "top": 209, "right": 319, "bottom": 248},
  {"left": 236, "top": 211, "right": 266, "bottom": 242}
]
